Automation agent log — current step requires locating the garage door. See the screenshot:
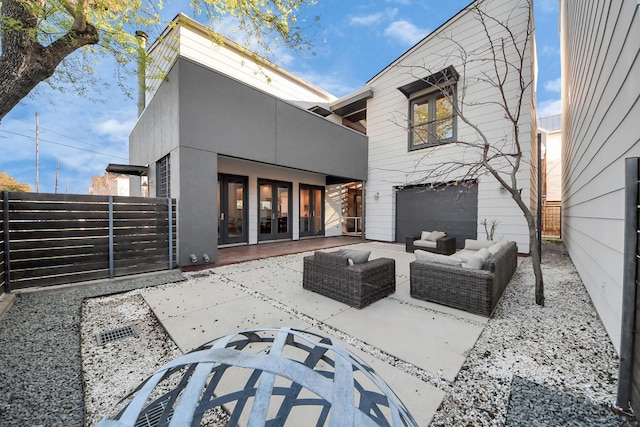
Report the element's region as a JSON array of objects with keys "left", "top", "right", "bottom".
[{"left": 395, "top": 182, "right": 478, "bottom": 248}]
